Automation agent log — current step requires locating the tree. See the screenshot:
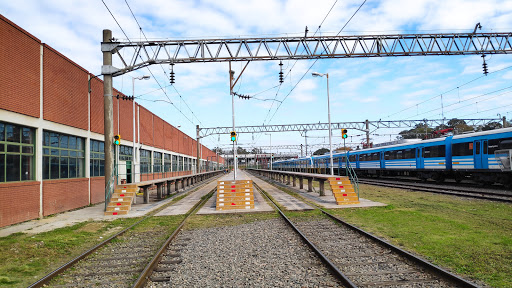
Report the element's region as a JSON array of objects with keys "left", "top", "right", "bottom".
[
  {"left": 446, "top": 118, "right": 473, "bottom": 134},
  {"left": 237, "top": 147, "right": 248, "bottom": 154},
  {"left": 480, "top": 121, "right": 502, "bottom": 131},
  {"left": 313, "top": 148, "right": 329, "bottom": 155},
  {"left": 251, "top": 147, "right": 263, "bottom": 154},
  {"left": 399, "top": 123, "right": 433, "bottom": 139}
]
